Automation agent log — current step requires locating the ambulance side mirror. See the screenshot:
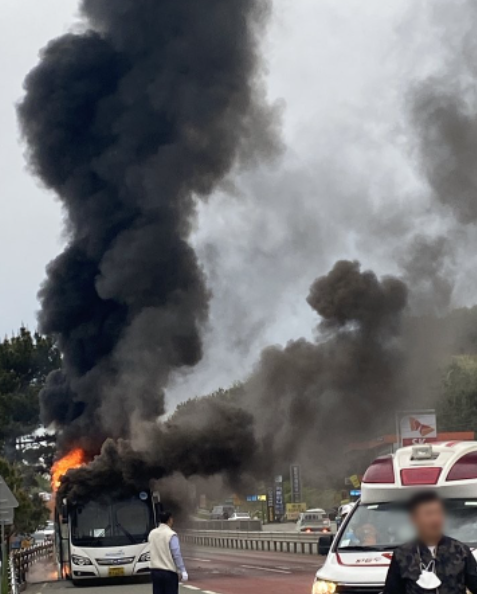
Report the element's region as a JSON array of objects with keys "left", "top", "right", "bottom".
[{"left": 318, "top": 535, "right": 333, "bottom": 556}]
